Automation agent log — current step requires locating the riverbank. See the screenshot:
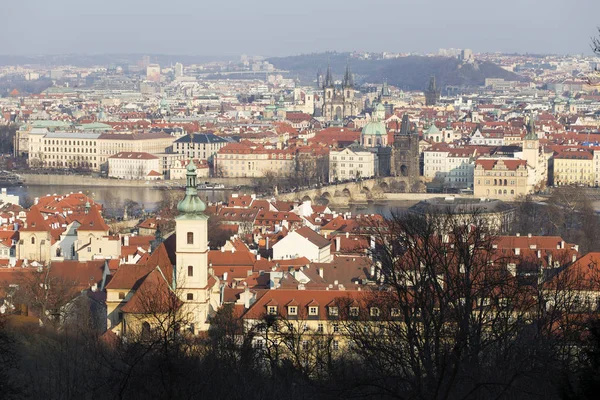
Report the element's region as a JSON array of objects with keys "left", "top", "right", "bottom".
[{"left": 19, "top": 173, "right": 255, "bottom": 188}]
